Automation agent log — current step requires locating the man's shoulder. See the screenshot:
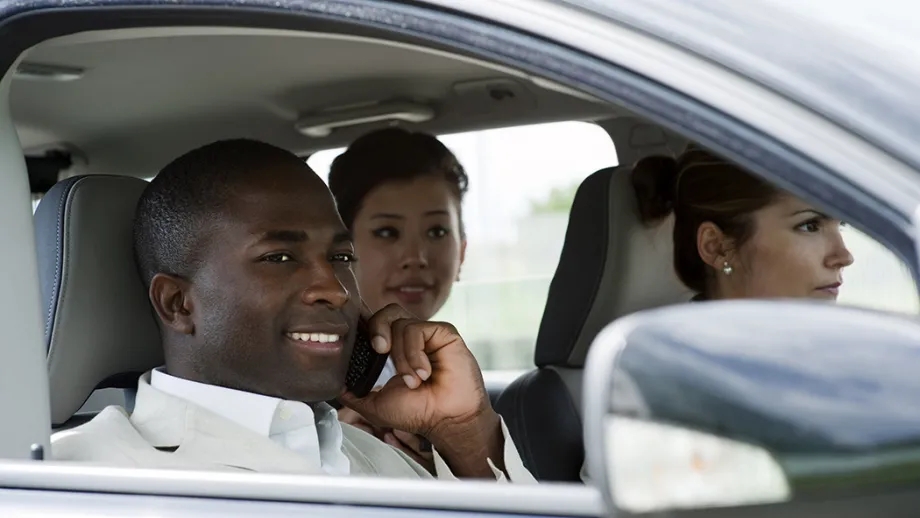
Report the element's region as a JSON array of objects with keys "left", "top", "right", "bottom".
[
  {"left": 52, "top": 405, "right": 134, "bottom": 442},
  {"left": 51, "top": 406, "right": 148, "bottom": 464}
]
